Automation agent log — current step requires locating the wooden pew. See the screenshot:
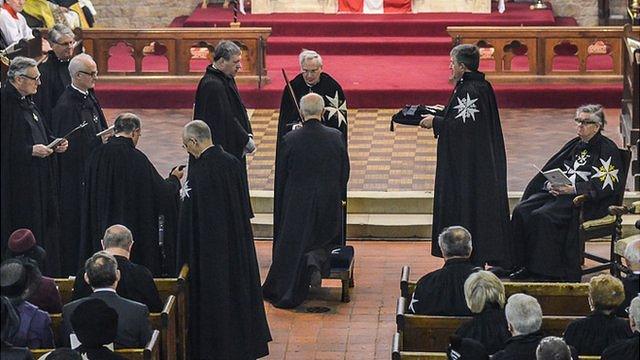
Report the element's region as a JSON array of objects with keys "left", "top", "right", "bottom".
[
  {"left": 400, "top": 266, "right": 590, "bottom": 316},
  {"left": 395, "top": 297, "right": 579, "bottom": 353},
  {"left": 31, "top": 329, "right": 161, "bottom": 360},
  {"left": 391, "top": 332, "right": 600, "bottom": 360}
]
